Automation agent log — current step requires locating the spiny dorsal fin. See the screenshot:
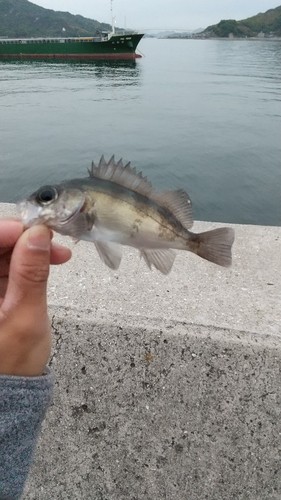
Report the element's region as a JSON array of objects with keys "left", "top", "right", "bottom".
[
  {"left": 89, "top": 156, "right": 193, "bottom": 230},
  {"left": 89, "top": 155, "right": 153, "bottom": 198}
]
